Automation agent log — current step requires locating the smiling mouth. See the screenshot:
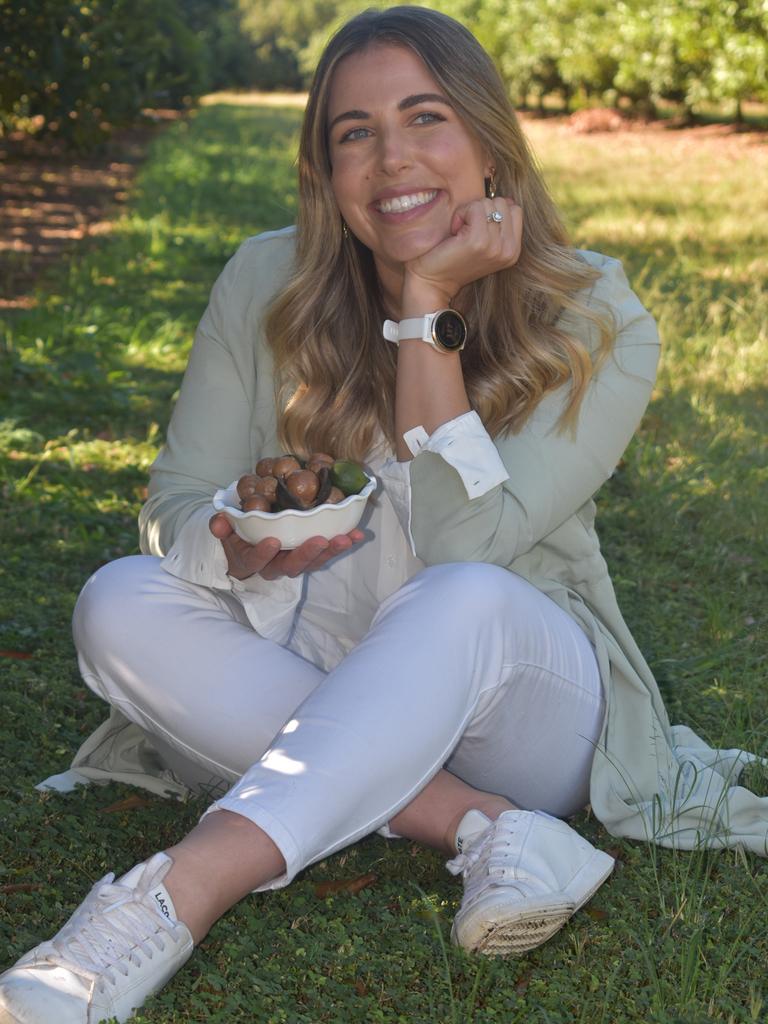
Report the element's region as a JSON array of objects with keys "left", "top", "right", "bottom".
[{"left": 375, "top": 190, "right": 438, "bottom": 214}]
